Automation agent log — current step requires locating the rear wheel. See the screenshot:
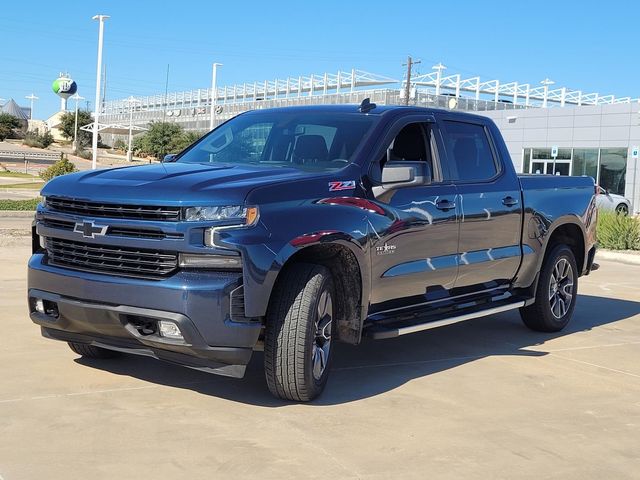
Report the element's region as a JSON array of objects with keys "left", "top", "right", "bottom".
[
  {"left": 67, "top": 342, "right": 119, "bottom": 359},
  {"left": 520, "top": 245, "right": 578, "bottom": 332},
  {"left": 264, "top": 263, "right": 334, "bottom": 402}
]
